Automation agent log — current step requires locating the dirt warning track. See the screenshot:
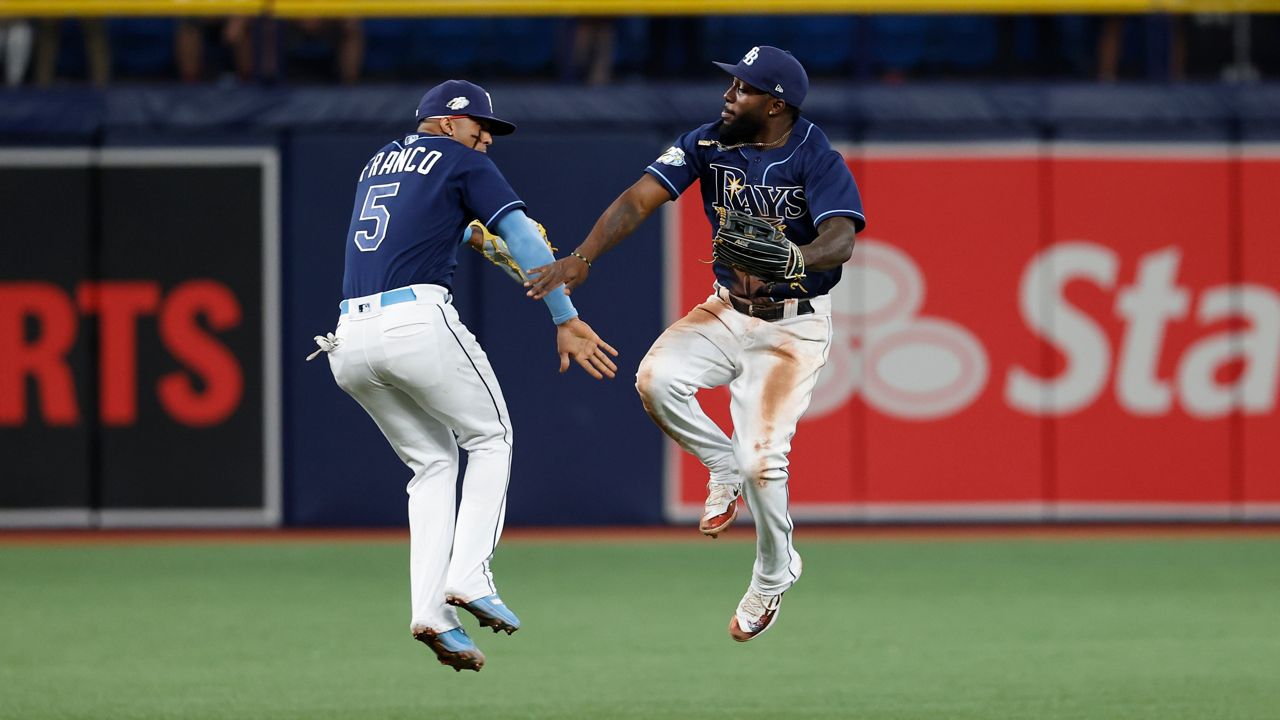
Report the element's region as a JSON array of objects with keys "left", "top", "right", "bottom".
[{"left": 2, "top": 523, "right": 1279, "bottom": 546}]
